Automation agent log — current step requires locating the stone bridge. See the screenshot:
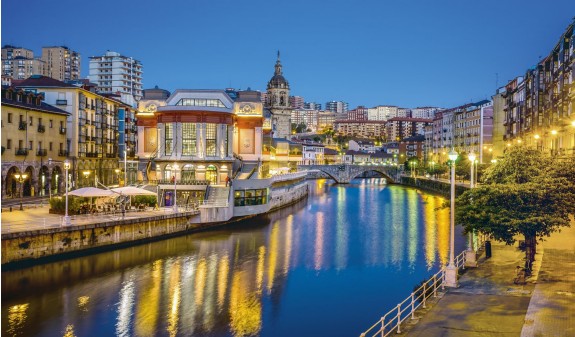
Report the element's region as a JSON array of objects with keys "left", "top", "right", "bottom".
[{"left": 297, "top": 164, "right": 400, "bottom": 184}]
